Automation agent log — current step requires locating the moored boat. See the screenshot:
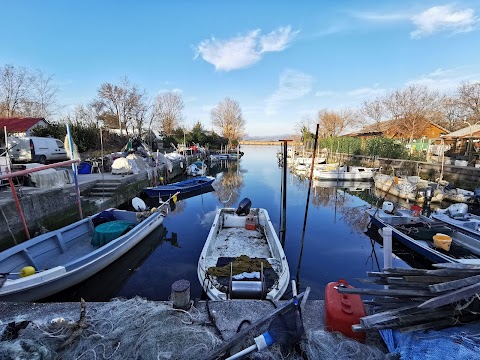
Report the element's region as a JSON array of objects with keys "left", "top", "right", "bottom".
[
  {"left": 374, "top": 174, "right": 444, "bottom": 203},
  {"left": 431, "top": 204, "right": 480, "bottom": 241},
  {"left": 144, "top": 176, "right": 215, "bottom": 197},
  {"left": 367, "top": 204, "right": 480, "bottom": 264},
  {"left": 314, "top": 165, "right": 378, "bottom": 181},
  {"left": 198, "top": 199, "right": 290, "bottom": 300},
  {"left": 0, "top": 203, "right": 168, "bottom": 301}
]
